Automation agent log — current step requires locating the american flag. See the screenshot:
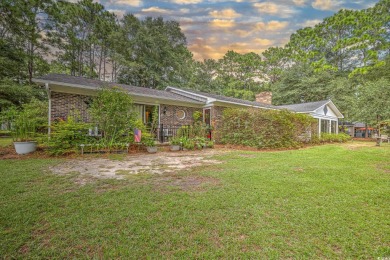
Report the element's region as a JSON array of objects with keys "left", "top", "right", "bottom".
[{"left": 134, "top": 129, "right": 142, "bottom": 143}]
